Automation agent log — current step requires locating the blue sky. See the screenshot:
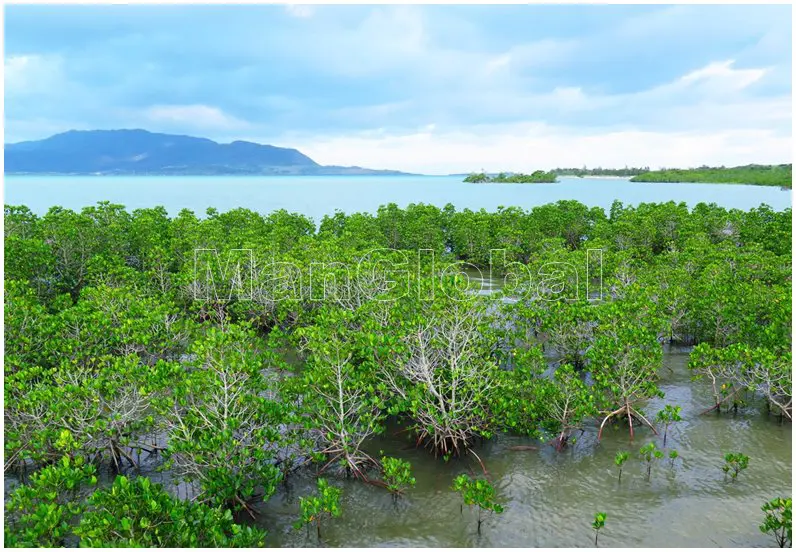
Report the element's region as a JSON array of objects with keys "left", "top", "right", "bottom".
[{"left": 4, "top": 4, "right": 791, "bottom": 173}]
